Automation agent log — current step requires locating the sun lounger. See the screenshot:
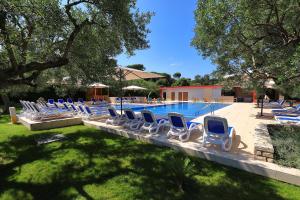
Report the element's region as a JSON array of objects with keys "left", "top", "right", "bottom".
[
  {"left": 274, "top": 116, "right": 300, "bottom": 125},
  {"left": 78, "top": 98, "right": 84, "bottom": 104},
  {"left": 259, "top": 99, "right": 285, "bottom": 108},
  {"left": 106, "top": 106, "right": 126, "bottom": 125},
  {"left": 167, "top": 112, "right": 201, "bottom": 142},
  {"left": 203, "top": 116, "right": 235, "bottom": 151},
  {"left": 272, "top": 104, "right": 300, "bottom": 114},
  {"left": 67, "top": 98, "right": 73, "bottom": 104},
  {"left": 123, "top": 108, "right": 144, "bottom": 130},
  {"left": 58, "top": 99, "right": 65, "bottom": 104},
  {"left": 140, "top": 110, "right": 169, "bottom": 134},
  {"left": 29, "top": 102, "right": 72, "bottom": 121},
  {"left": 80, "top": 105, "right": 107, "bottom": 120}
]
